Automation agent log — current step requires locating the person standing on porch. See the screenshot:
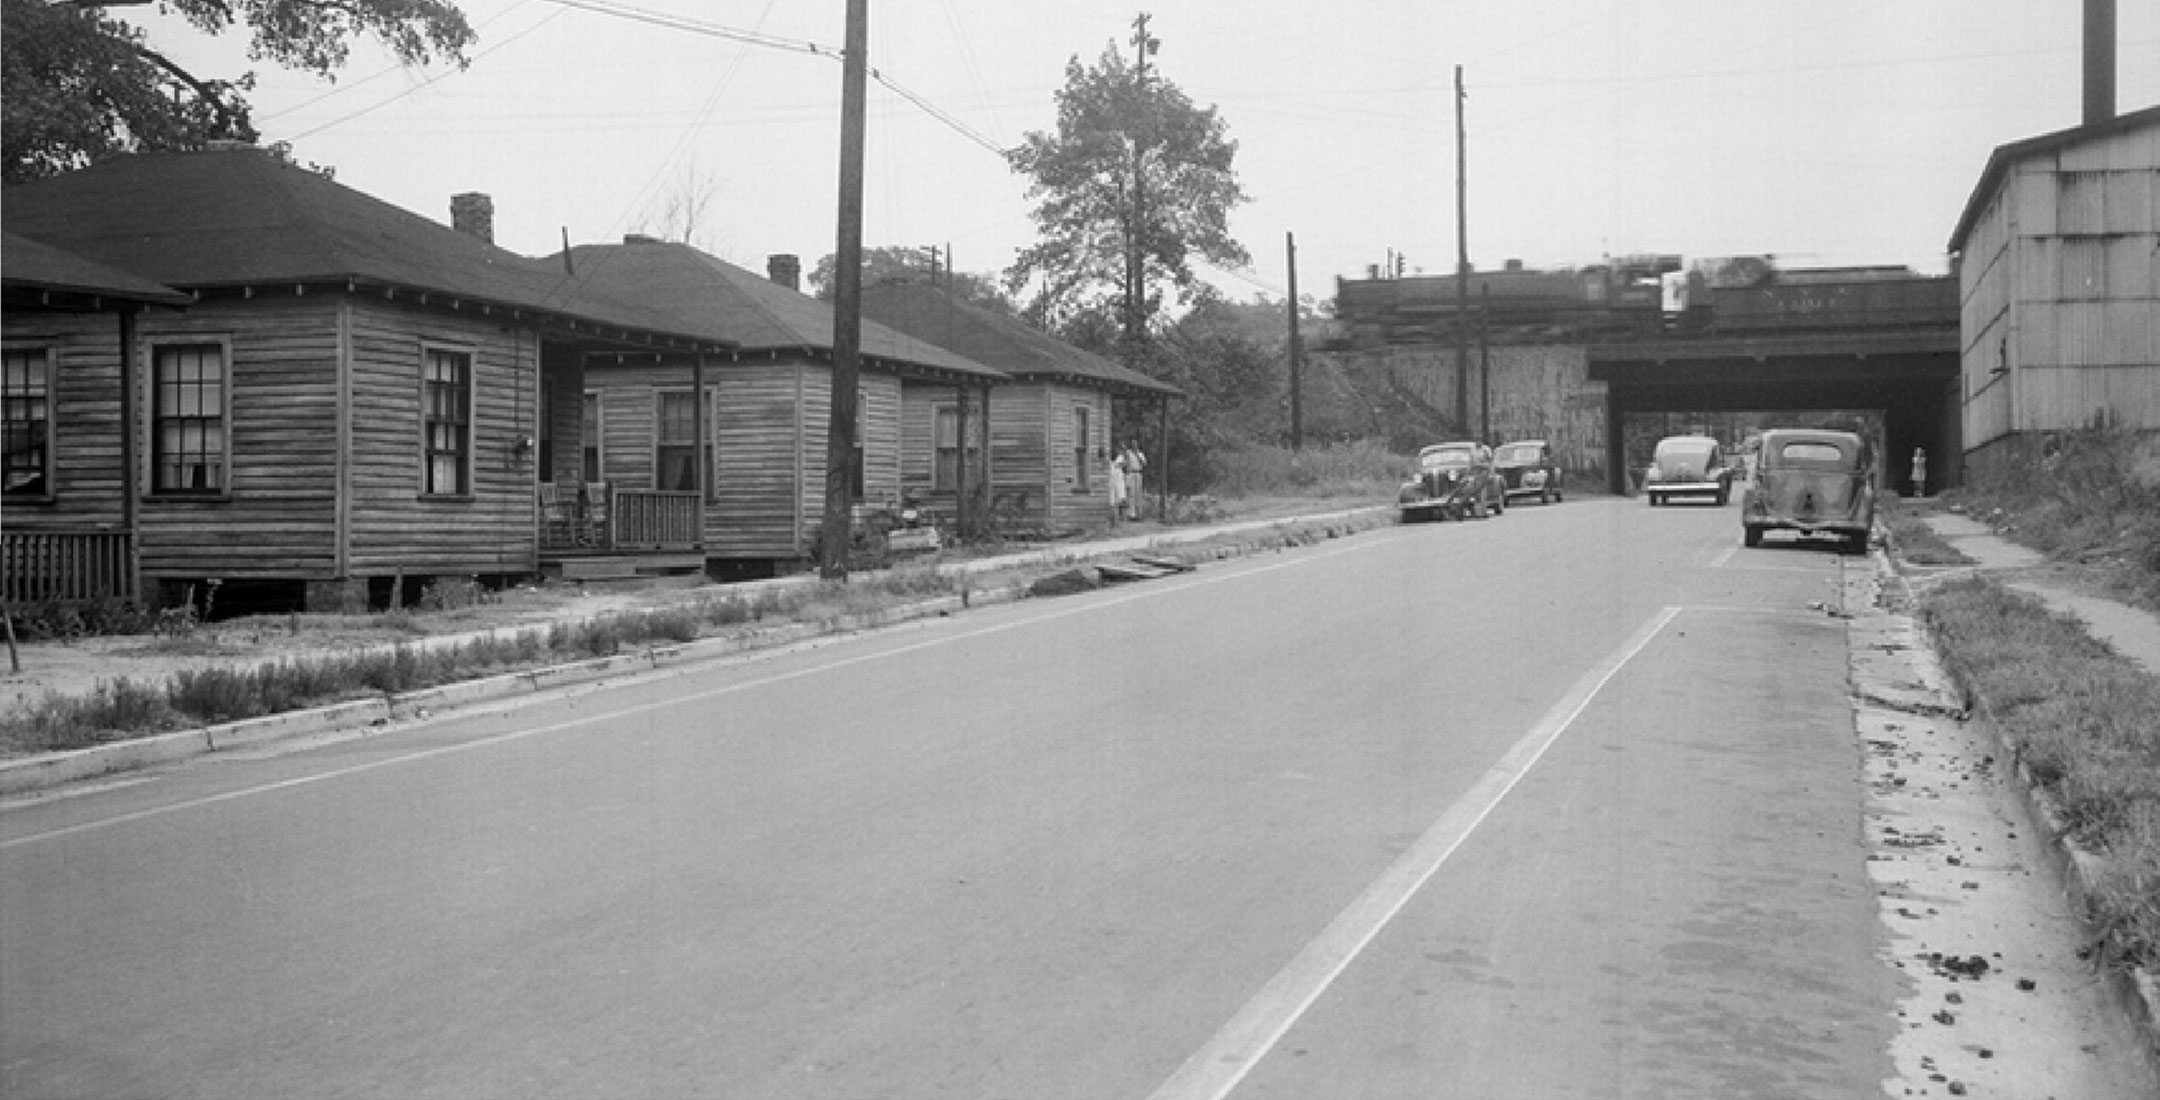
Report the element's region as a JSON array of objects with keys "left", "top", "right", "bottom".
[
  {"left": 1107, "top": 446, "right": 1128, "bottom": 523},
  {"left": 1122, "top": 440, "right": 1146, "bottom": 520}
]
